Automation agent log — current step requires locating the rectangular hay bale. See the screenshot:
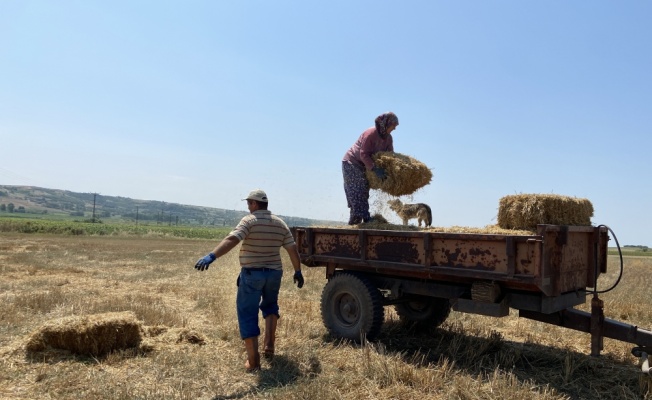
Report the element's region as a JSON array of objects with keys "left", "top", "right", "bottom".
[
  {"left": 25, "top": 311, "right": 142, "bottom": 356},
  {"left": 366, "top": 152, "right": 432, "bottom": 196},
  {"left": 497, "top": 194, "right": 593, "bottom": 231}
]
